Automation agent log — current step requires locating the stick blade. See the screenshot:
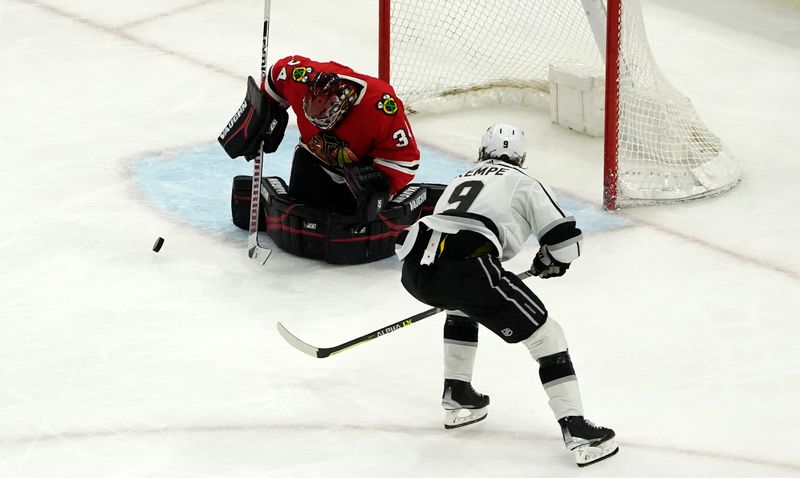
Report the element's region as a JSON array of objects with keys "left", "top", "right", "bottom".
[
  {"left": 276, "top": 322, "right": 322, "bottom": 358},
  {"left": 248, "top": 232, "right": 272, "bottom": 265},
  {"left": 248, "top": 245, "right": 272, "bottom": 265}
]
